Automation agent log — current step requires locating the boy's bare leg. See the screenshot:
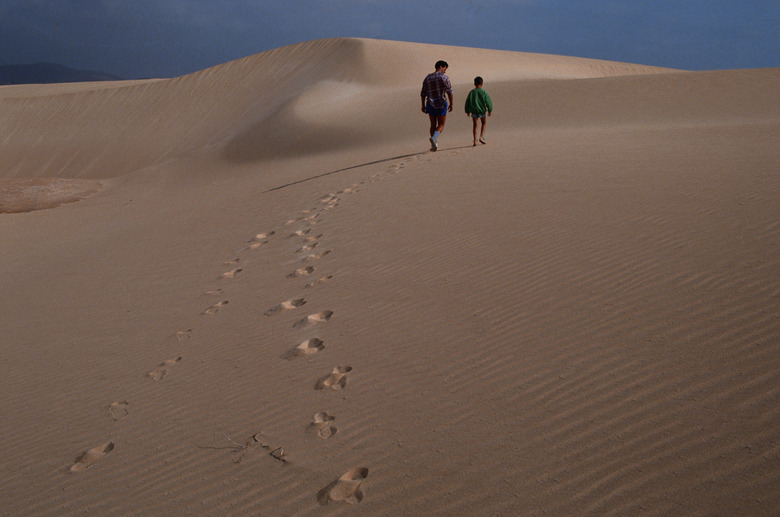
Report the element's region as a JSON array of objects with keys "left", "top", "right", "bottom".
[
  {"left": 472, "top": 117, "right": 478, "bottom": 145},
  {"left": 480, "top": 117, "right": 488, "bottom": 143}
]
